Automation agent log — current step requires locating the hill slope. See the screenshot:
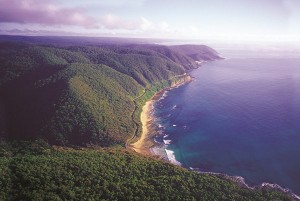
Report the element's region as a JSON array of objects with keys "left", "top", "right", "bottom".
[
  {"left": 0, "top": 39, "right": 219, "bottom": 146},
  {"left": 0, "top": 142, "right": 294, "bottom": 201},
  {"left": 170, "top": 44, "right": 223, "bottom": 61},
  {"left": 0, "top": 37, "right": 295, "bottom": 200}
]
